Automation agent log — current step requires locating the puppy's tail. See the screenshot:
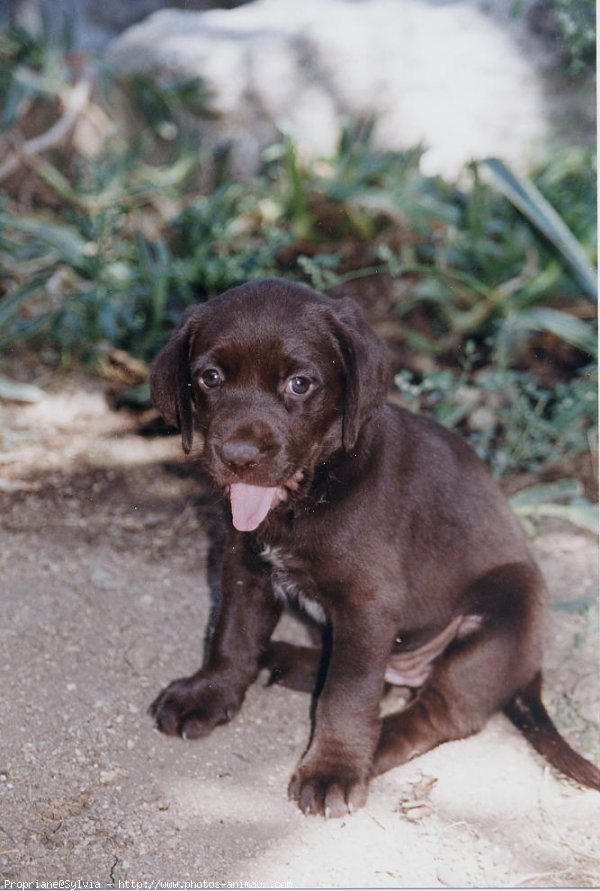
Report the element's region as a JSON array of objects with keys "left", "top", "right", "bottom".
[{"left": 504, "top": 672, "right": 600, "bottom": 791}]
